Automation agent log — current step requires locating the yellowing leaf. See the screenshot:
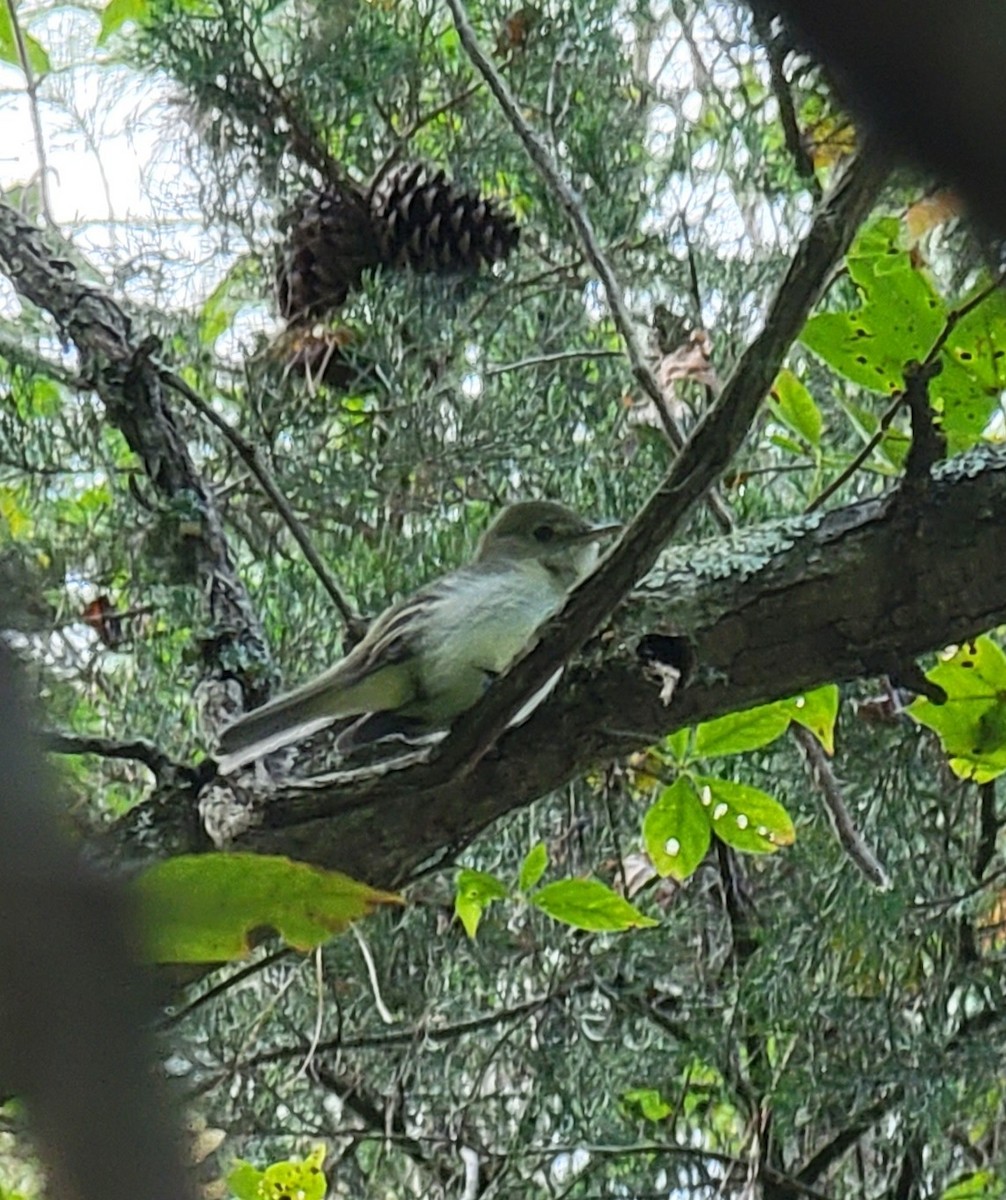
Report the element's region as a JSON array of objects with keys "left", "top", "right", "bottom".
[
  {"left": 780, "top": 684, "right": 840, "bottom": 755},
  {"left": 693, "top": 776, "right": 795, "bottom": 853},
  {"left": 228, "top": 1146, "right": 327, "bottom": 1200},
  {"left": 135, "top": 853, "right": 401, "bottom": 963}
]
